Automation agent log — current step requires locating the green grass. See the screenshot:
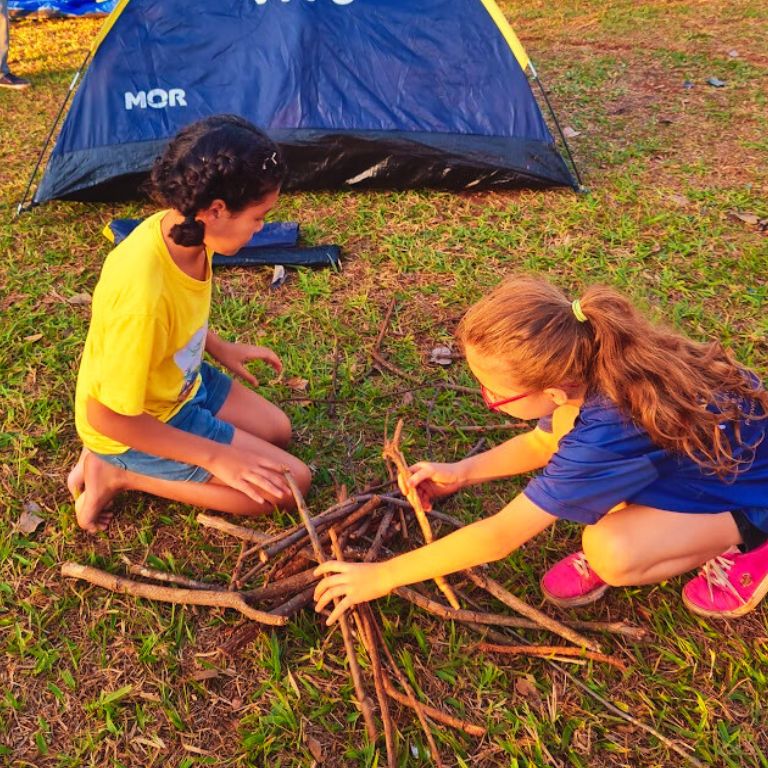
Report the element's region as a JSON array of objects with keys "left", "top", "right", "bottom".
[{"left": 2, "top": 1, "right": 768, "bottom": 766}]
